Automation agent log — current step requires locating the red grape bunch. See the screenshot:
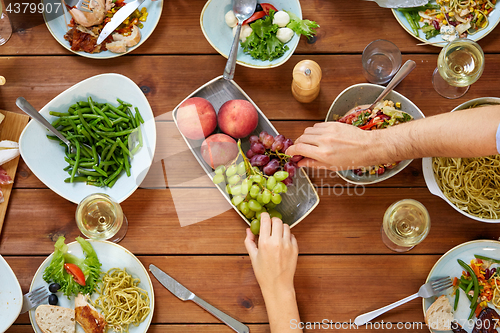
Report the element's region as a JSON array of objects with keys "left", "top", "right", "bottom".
[{"left": 246, "top": 131, "right": 303, "bottom": 186}]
